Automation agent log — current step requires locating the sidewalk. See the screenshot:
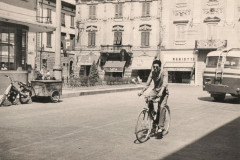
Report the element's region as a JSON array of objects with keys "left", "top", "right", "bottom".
[{"left": 61, "top": 84, "right": 144, "bottom": 98}]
